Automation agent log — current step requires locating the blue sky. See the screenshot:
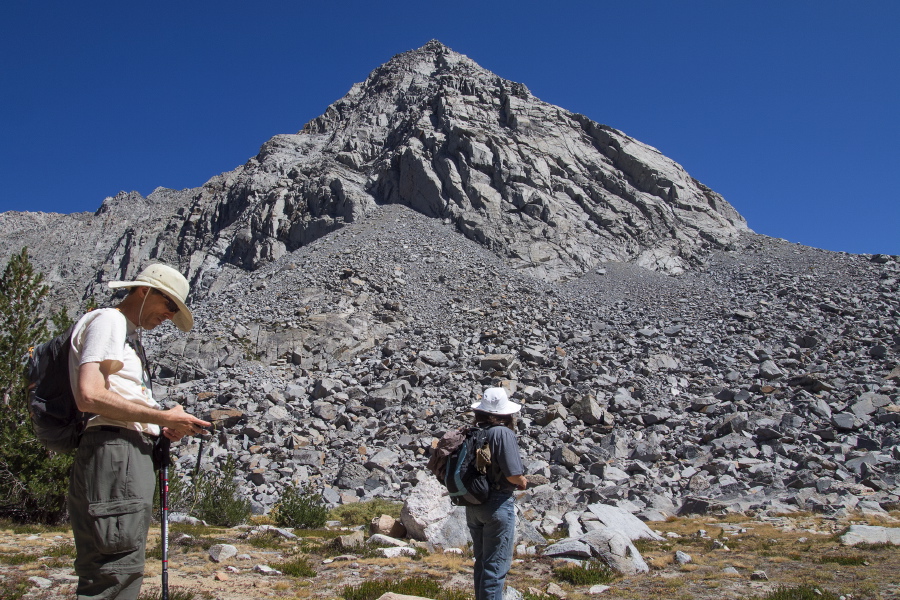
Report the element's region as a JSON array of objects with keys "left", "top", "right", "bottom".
[{"left": 2, "top": 0, "right": 897, "bottom": 255}]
